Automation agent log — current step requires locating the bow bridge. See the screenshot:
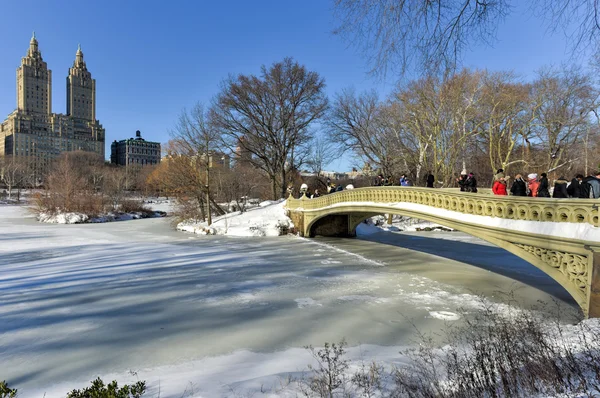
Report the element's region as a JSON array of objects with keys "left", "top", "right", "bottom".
[{"left": 285, "top": 187, "right": 600, "bottom": 317}]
